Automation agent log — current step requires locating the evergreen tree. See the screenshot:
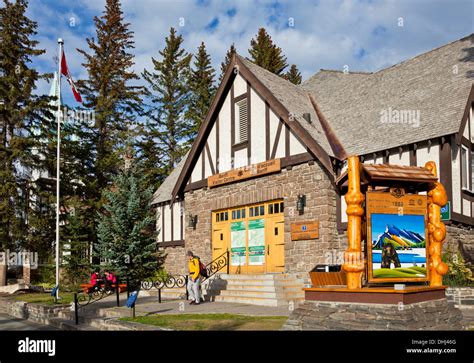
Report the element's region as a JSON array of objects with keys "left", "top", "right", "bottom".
[
  {"left": 0, "top": 0, "right": 53, "bottom": 259},
  {"left": 141, "top": 27, "right": 192, "bottom": 176},
  {"left": 219, "top": 43, "right": 236, "bottom": 81},
  {"left": 76, "top": 0, "right": 143, "bottom": 193},
  {"left": 95, "top": 159, "right": 164, "bottom": 281},
  {"left": 248, "top": 28, "right": 288, "bottom": 75},
  {"left": 62, "top": 197, "right": 92, "bottom": 285},
  {"left": 285, "top": 64, "right": 302, "bottom": 85},
  {"left": 187, "top": 42, "right": 216, "bottom": 138}
]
